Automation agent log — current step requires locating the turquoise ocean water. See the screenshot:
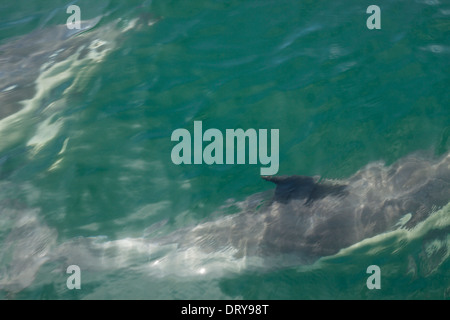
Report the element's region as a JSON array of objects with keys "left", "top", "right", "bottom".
[{"left": 0, "top": 0, "right": 449, "bottom": 299}]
